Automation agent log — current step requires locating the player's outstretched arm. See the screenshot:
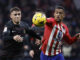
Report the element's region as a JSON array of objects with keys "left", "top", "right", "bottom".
[
  {"left": 63, "top": 25, "right": 80, "bottom": 44},
  {"left": 25, "top": 23, "right": 41, "bottom": 40},
  {"left": 63, "top": 32, "right": 80, "bottom": 44},
  {"left": 74, "top": 33, "right": 80, "bottom": 40}
]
